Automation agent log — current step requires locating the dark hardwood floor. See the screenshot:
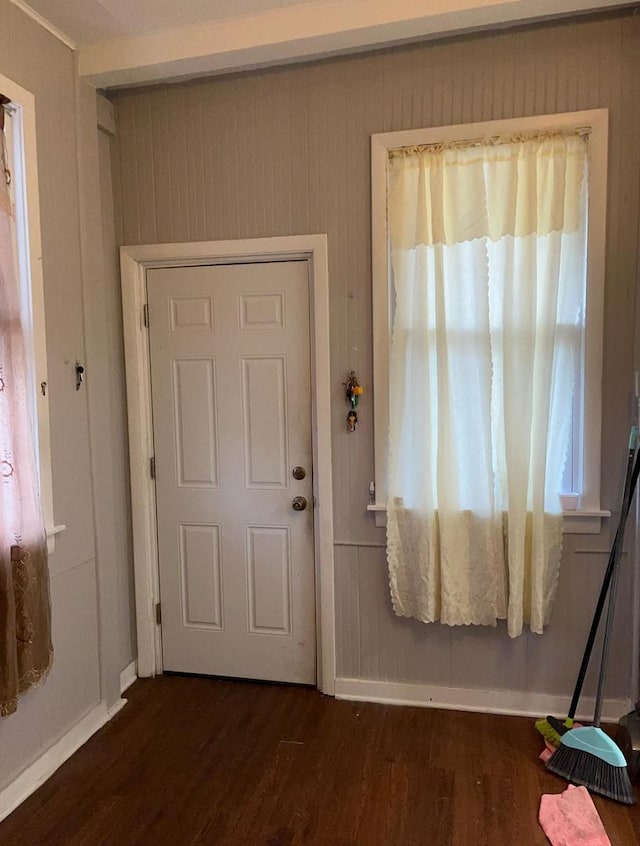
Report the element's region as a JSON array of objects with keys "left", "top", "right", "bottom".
[{"left": 1, "top": 676, "right": 640, "bottom": 845}]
